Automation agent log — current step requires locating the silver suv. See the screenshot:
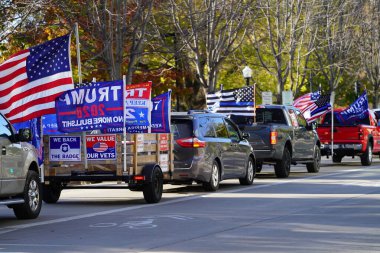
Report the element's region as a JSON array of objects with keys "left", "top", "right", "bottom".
[
  {"left": 0, "top": 113, "right": 41, "bottom": 219},
  {"left": 170, "top": 111, "right": 256, "bottom": 191}
]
